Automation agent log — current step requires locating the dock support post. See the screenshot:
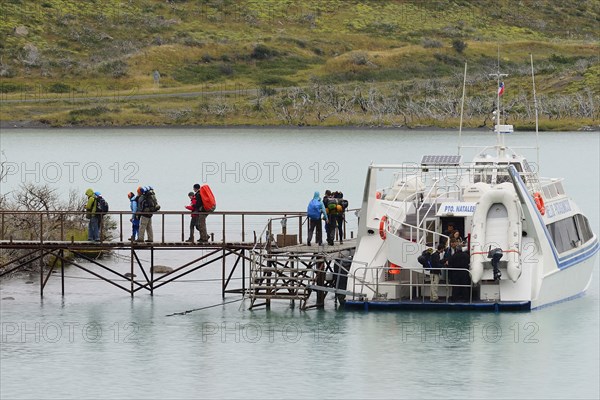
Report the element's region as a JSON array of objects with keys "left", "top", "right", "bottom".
[
  {"left": 242, "top": 249, "right": 246, "bottom": 294},
  {"left": 316, "top": 260, "right": 325, "bottom": 308},
  {"left": 61, "top": 249, "right": 65, "bottom": 296},
  {"left": 39, "top": 250, "right": 44, "bottom": 297},
  {"left": 222, "top": 248, "right": 226, "bottom": 299},
  {"left": 130, "top": 247, "right": 134, "bottom": 298},
  {"left": 150, "top": 246, "right": 154, "bottom": 296}
]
